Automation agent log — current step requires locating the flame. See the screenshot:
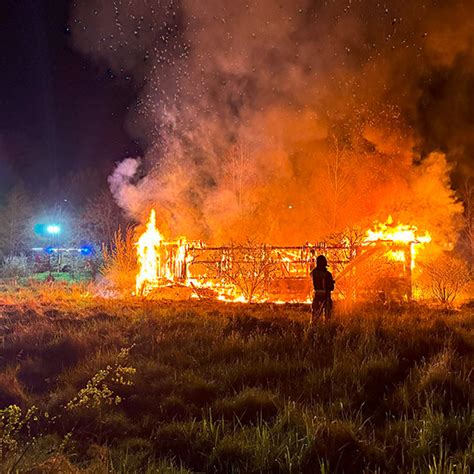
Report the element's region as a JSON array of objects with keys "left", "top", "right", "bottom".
[
  {"left": 364, "top": 216, "right": 431, "bottom": 269},
  {"left": 136, "top": 210, "right": 161, "bottom": 294},
  {"left": 135, "top": 209, "right": 268, "bottom": 301},
  {"left": 135, "top": 210, "right": 433, "bottom": 301},
  {"left": 135, "top": 209, "right": 188, "bottom": 295}
]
